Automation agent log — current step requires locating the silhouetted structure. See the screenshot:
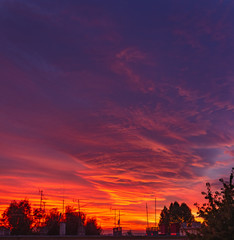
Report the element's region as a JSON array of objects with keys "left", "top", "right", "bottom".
[
  {"left": 113, "top": 227, "right": 122, "bottom": 236},
  {"left": 145, "top": 199, "right": 158, "bottom": 236},
  {"left": 112, "top": 209, "right": 122, "bottom": 236},
  {"left": 159, "top": 223, "right": 169, "bottom": 235},
  {"left": 180, "top": 222, "right": 201, "bottom": 236},
  {"left": 146, "top": 226, "right": 158, "bottom": 236},
  {"left": 60, "top": 222, "right": 66, "bottom": 236},
  {"left": 170, "top": 223, "right": 180, "bottom": 236},
  {"left": 0, "top": 226, "right": 10, "bottom": 236}
]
